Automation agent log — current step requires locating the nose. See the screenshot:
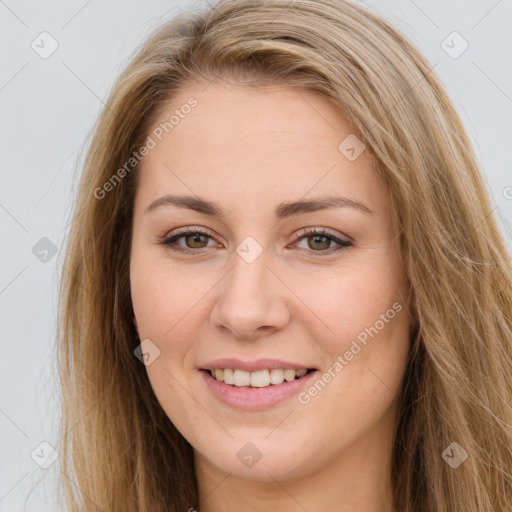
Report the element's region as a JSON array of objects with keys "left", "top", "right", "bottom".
[{"left": 209, "top": 250, "right": 291, "bottom": 341}]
